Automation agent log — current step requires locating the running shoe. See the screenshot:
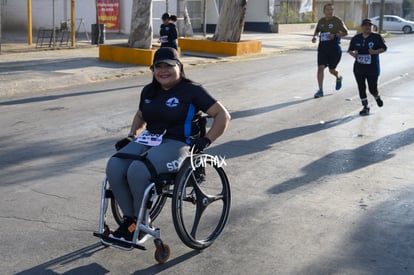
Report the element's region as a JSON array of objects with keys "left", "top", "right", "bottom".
[
  {"left": 314, "top": 90, "right": 324, "bottom": 98},
  {"left": 335, "top": 76, "right": 343, "bottom": 90},
  {"left": 110, "top": 216, "right": 136, "bottom": 242},
  {"left": 359, "top": 106, "right": 370, "bottom": 116},
  {"left": 375, "top": 96, "right": 383, "bottom": 107}
]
